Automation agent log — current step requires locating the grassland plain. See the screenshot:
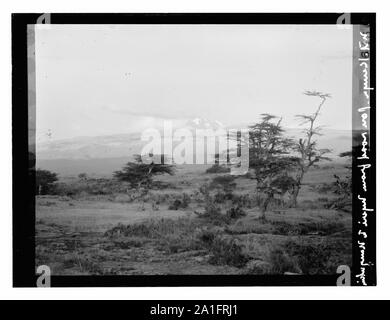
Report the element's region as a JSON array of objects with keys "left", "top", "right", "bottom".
[{"left": 35, "top": 162, "right": 351, "bottom": 275}]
